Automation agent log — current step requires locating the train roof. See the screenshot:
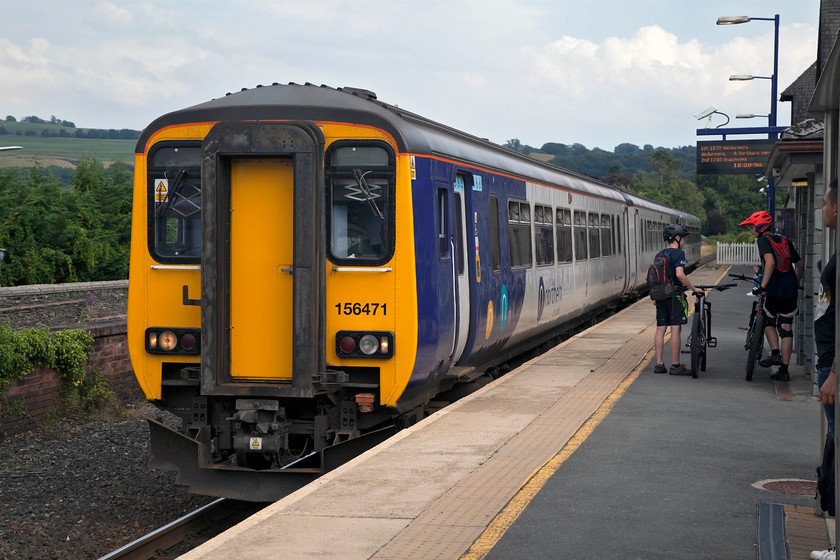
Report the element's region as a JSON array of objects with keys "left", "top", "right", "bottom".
[{"left": 137, "top": 82, "right": 696, "bottom": 217}]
